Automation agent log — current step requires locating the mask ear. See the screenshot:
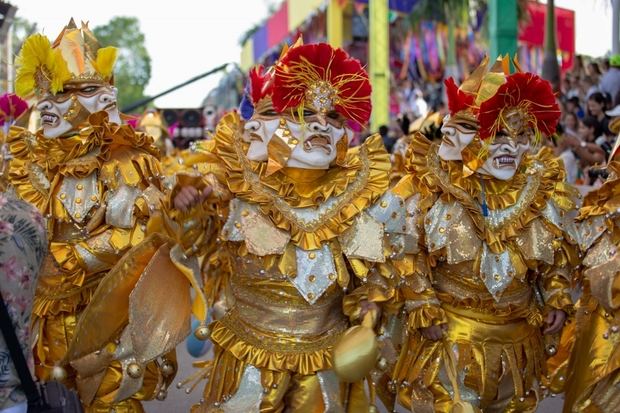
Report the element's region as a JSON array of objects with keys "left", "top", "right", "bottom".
[{"left": 335, "top": 131, "right": 348, "bottom": 166}]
